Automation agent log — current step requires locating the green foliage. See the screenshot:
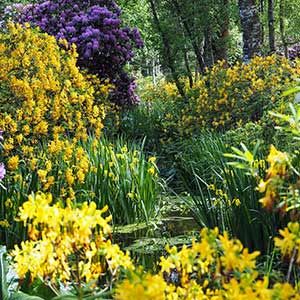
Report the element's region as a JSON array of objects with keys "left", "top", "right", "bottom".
[
  {"left": 82, "top": 136, "right": 162, "bottom": 225},
  {"left": 9, "top": 292, "right": 44, "bottom": 300},
  {"left": 111, "top": 55, "right": 298, "bottom": 150},
  {"left": 0, "top": 136, "right": 162, "bottom": 248},
  {"left": 118, "top": 0, "right": 159, "bottom": 75},
  {"left": 175, "top": 133, "right": 281, "bottom": 253}
]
